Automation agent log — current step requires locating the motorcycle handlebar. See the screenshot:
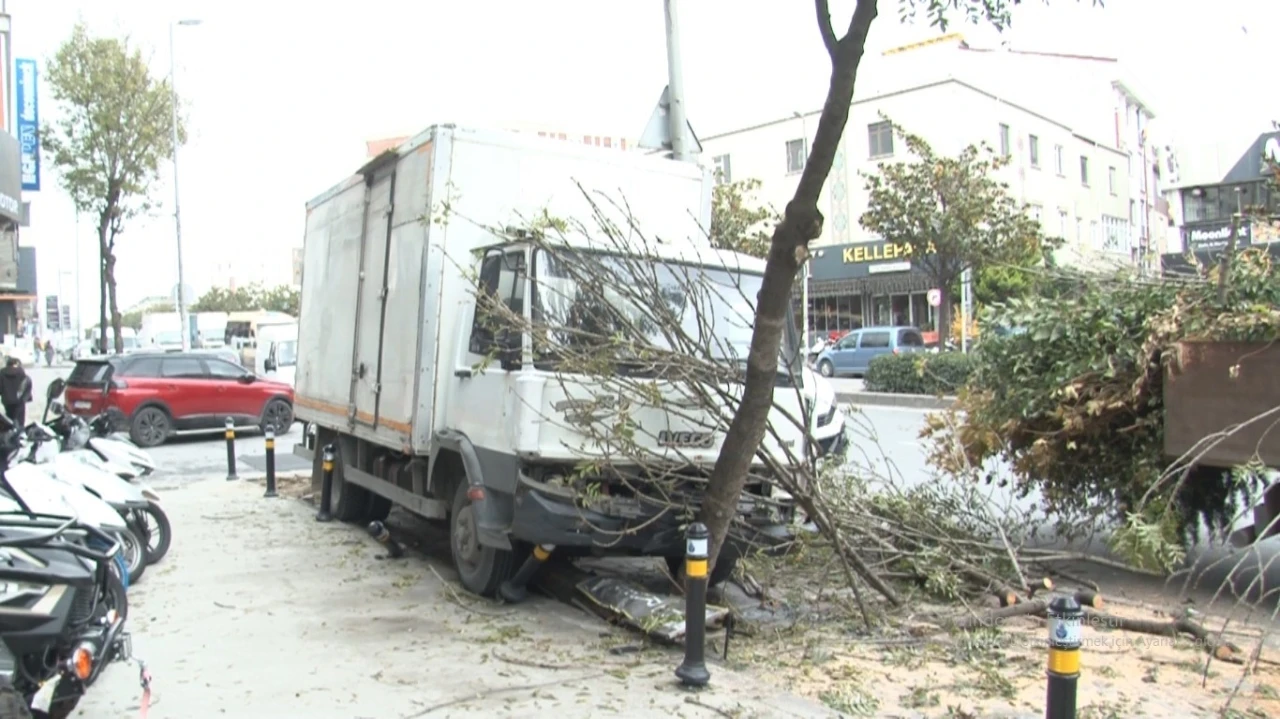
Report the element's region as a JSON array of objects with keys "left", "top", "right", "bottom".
[{"left": 0, "top": 513, "right": 121, "bottom": 562}]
